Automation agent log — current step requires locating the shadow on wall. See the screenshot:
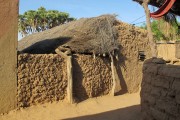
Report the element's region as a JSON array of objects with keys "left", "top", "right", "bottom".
[
  {"left": 72, "top": 56, "right": 88, "bottom": 102},
  {"left": 63, "top": 105, "right": 141, "bottom": 120},
  {"left": 20, "top": 37, "right": 72, "bottom": 54},
  {"left": 115, "top": 45, "right": 128, "bottom": 95},
  {"left": 72, "top": 55, "right": 114, "bottom": 102},
  {"left": 72, "top": 44, "right": 128, "bottom": 102}
]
